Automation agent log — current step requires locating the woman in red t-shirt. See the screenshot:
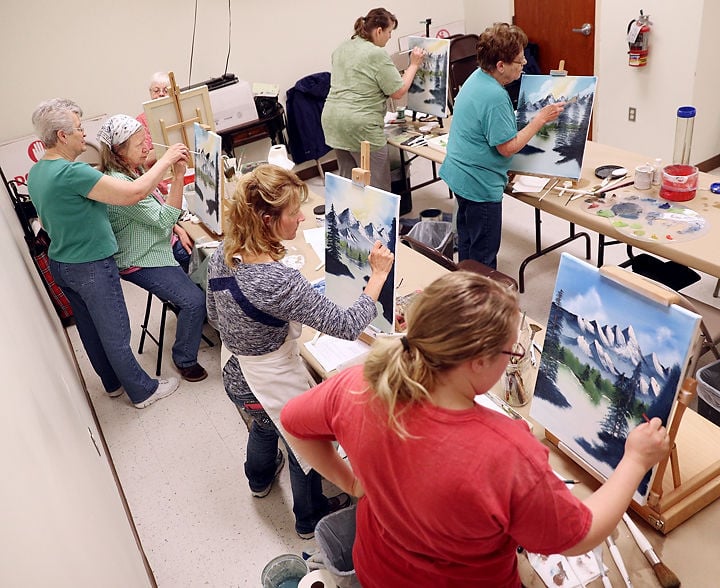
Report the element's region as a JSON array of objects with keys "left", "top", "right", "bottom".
[{"left": 282, "top": 271, "right": 670, "bottom": 587}]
